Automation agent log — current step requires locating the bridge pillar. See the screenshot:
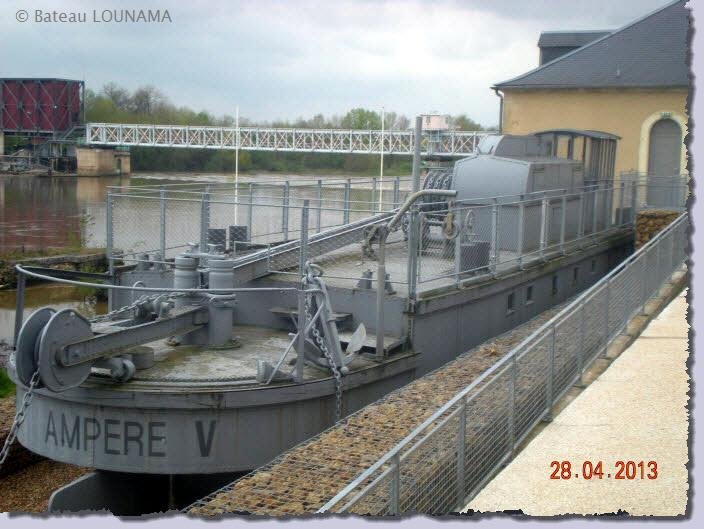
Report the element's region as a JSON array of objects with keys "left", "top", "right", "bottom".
[{"left": 76, "top": 147, "right": 131, "bottom": 177}]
